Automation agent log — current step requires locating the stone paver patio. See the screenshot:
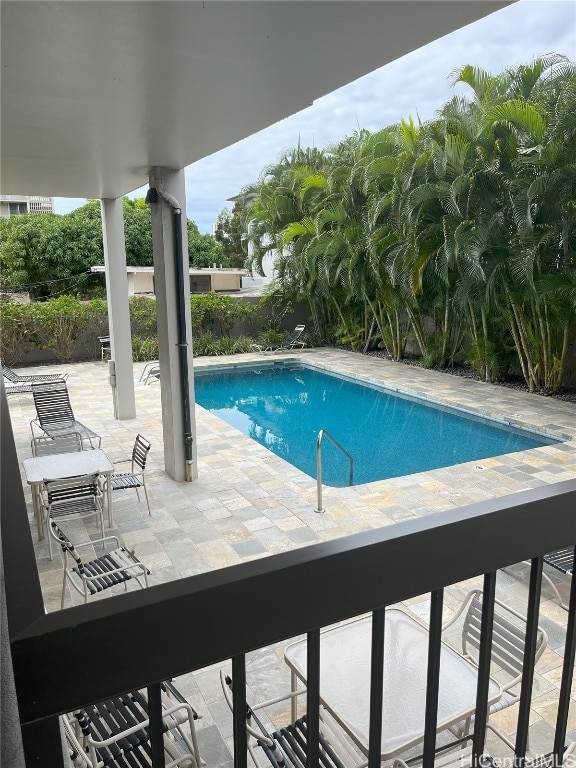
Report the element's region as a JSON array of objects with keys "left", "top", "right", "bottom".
[{"left": 7, "top": 349, "right": 576, "bottom": 766}]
